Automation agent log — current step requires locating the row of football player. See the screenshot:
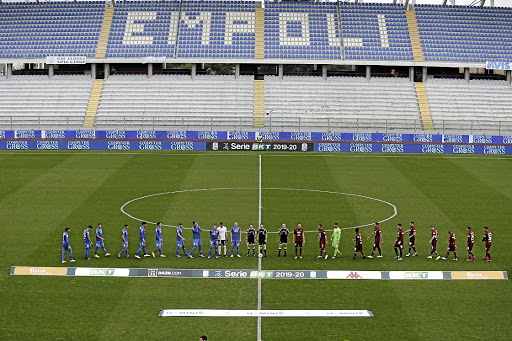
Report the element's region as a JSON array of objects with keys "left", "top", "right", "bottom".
[
  {"left": 61, "top": 221, "right": 493, "bottom": 262},
  {"left": 359, "top": 222, "right": 493, "bottom": 262}
]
